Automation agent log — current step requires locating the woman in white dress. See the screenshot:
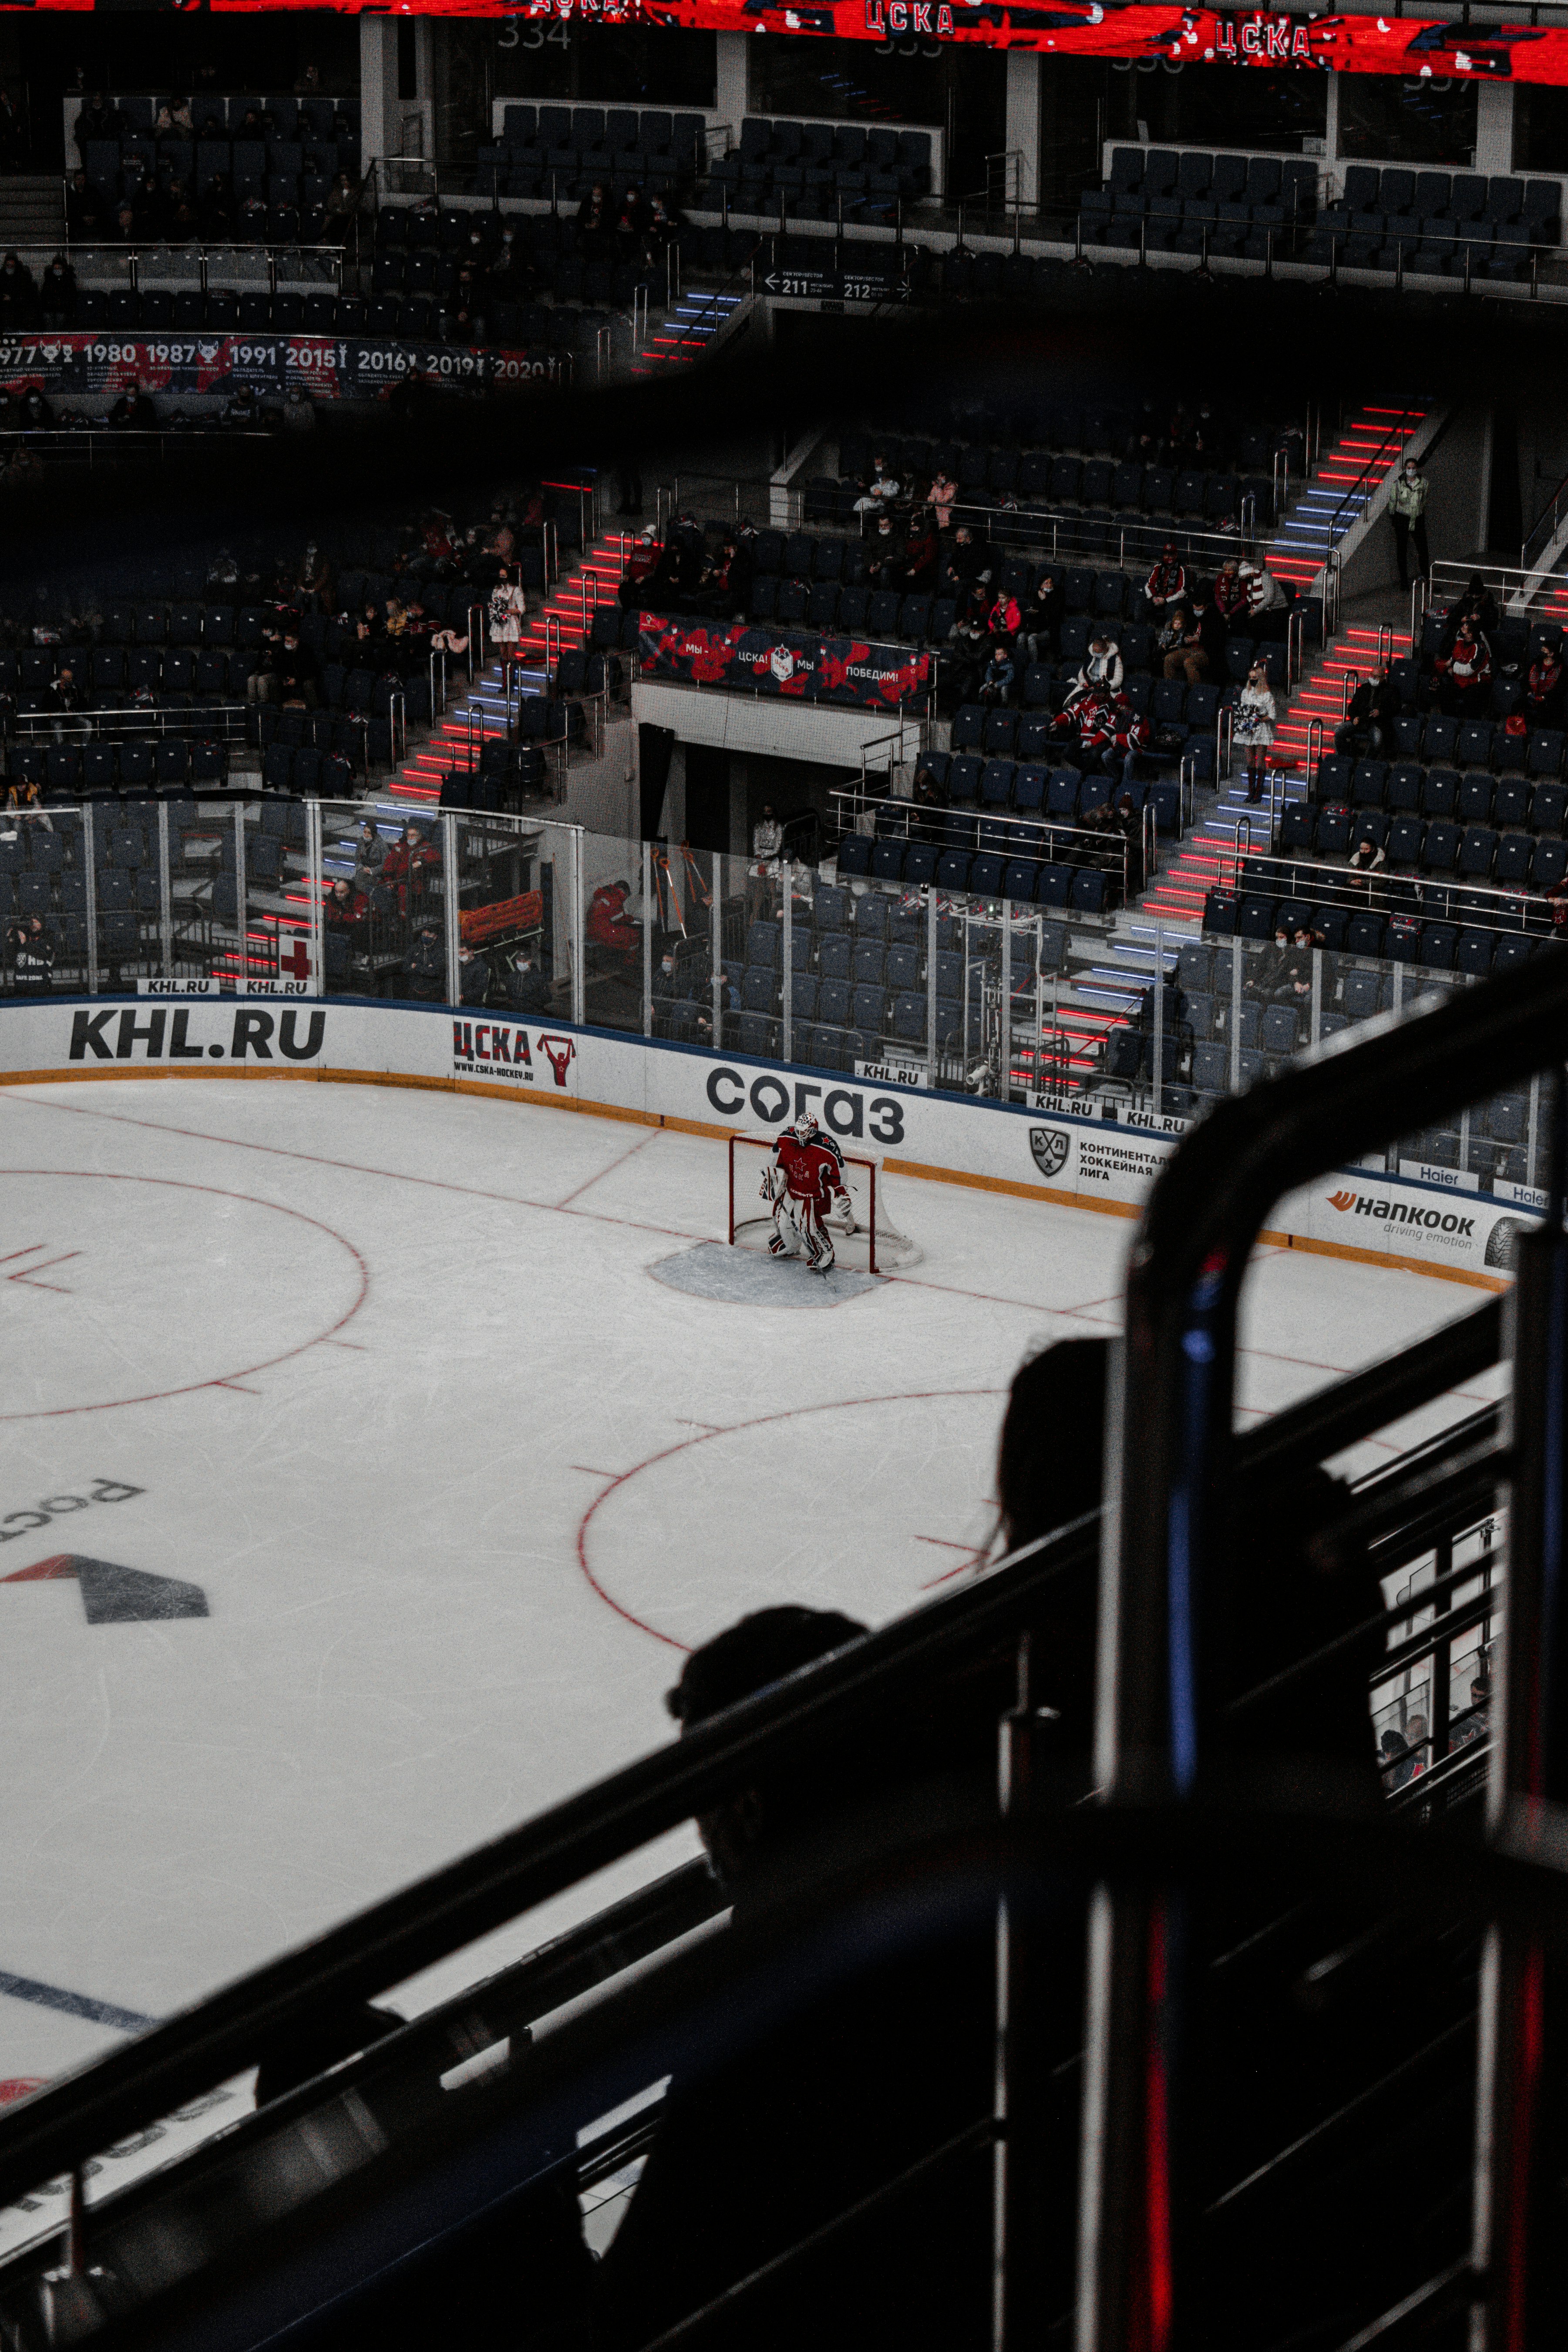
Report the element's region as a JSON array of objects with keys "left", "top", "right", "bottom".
[
  {"left": 1233, "top": 657, "right": 1277, "bottom": 804},
  {"left": 487, "top": 565, "right": 527, "bottom": 656}
]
